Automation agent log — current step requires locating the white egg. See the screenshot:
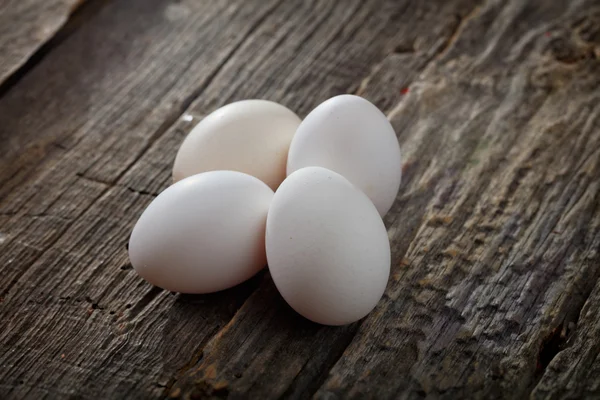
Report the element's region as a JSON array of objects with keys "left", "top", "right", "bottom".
[
  {"left": 128, "top": 171, "right": 274, "bottom": 293},
  {"left": 286, "top": 95, "right": 401, "bottom": 217},
  {"left": 266, "top": 167, "right": 390, "bottom": 326},
  {"left": 173, "top": 100, "right": 301, "bottom": 190}
]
